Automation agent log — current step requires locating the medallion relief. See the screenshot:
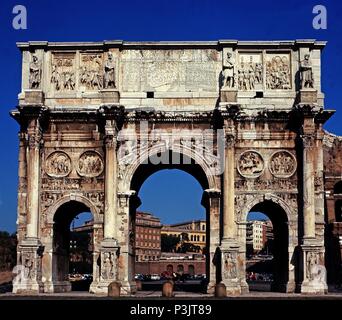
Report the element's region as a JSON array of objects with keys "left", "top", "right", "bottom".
[
  {"left": 237, "top": 151, "right": 264, "bottom": 178},
  {"left": 77, "top": 151, "right": 104, "bottom": 177},
  {"left": 45, "top": 151, "right": 72, "bottom": 178},
  {"left": 269, "top": 151, "right": 296, "bottom": 178}
]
